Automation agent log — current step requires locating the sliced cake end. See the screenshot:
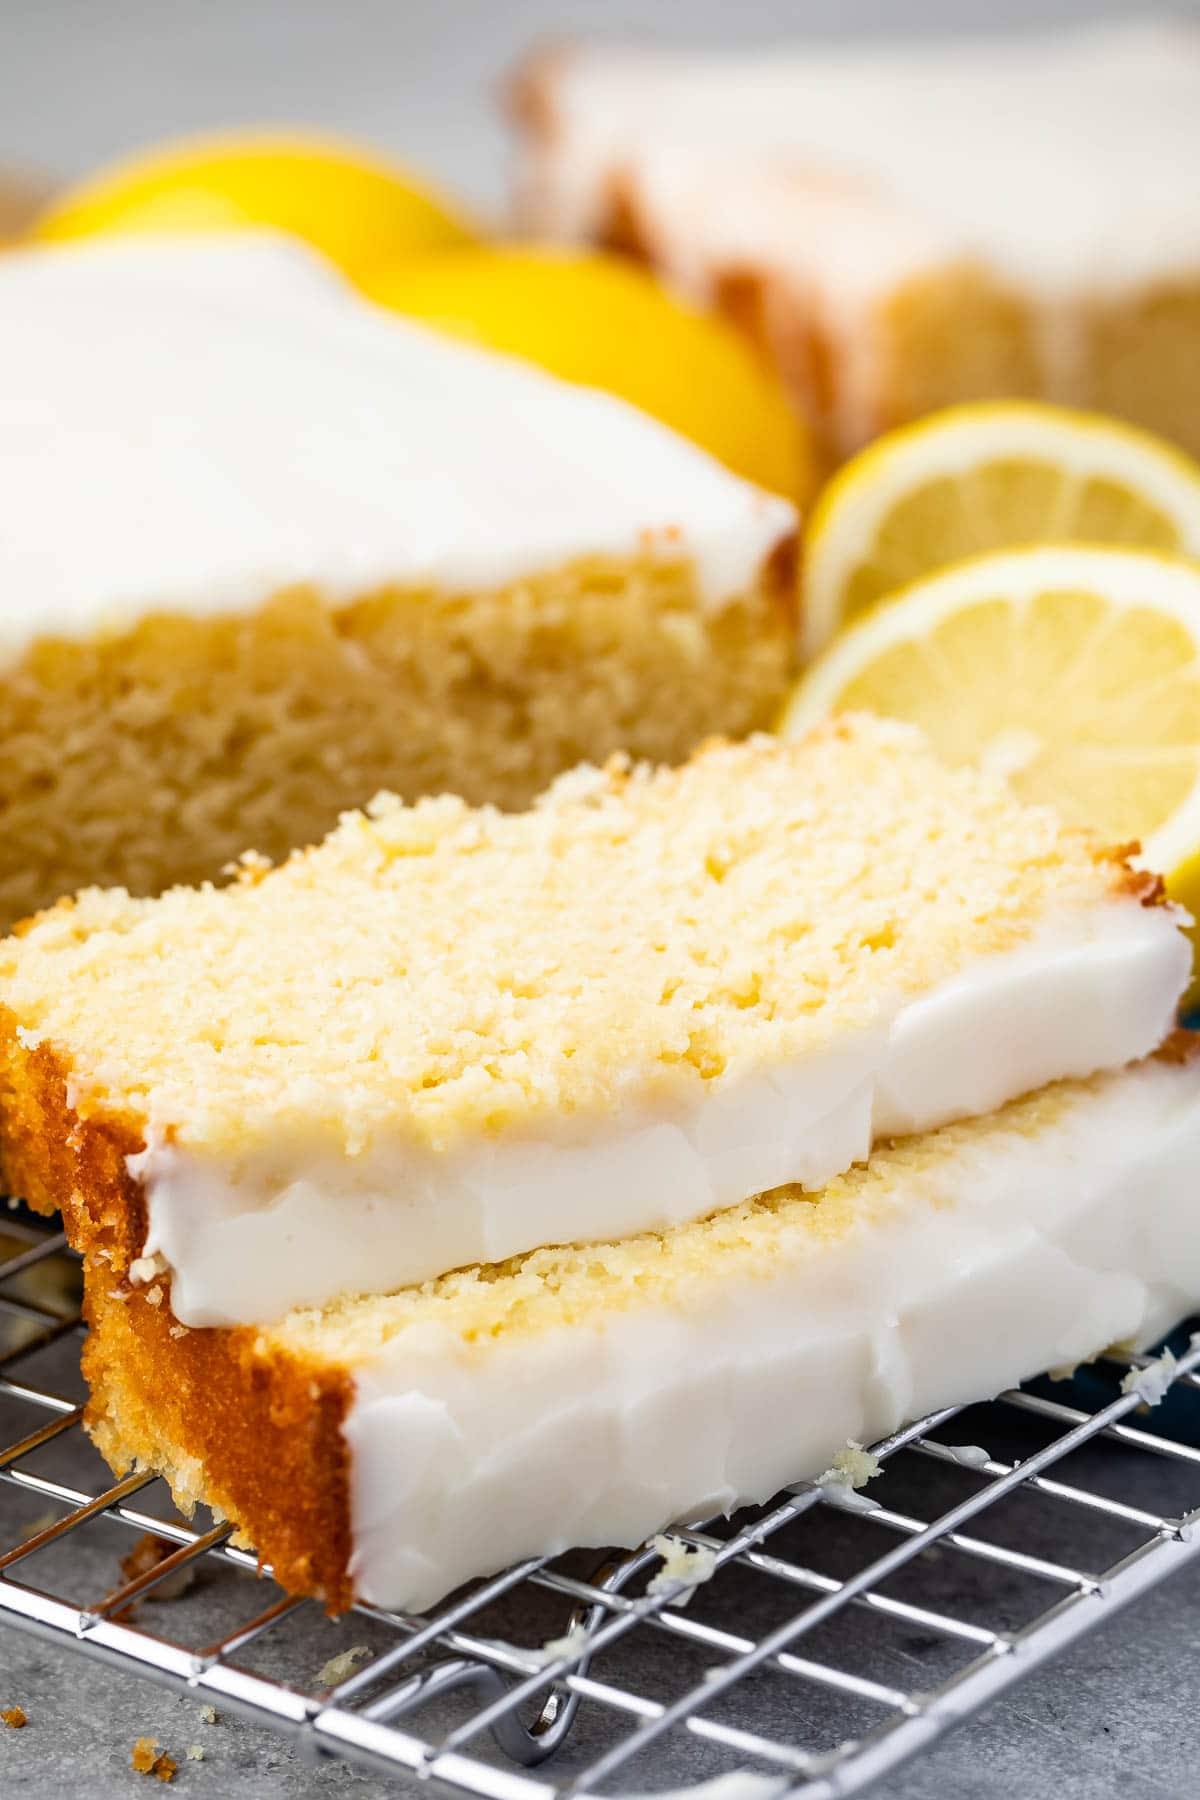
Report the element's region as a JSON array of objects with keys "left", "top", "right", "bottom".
[{"left": 81, "top": 1043, "right": 1200, "bottom": 1614}]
